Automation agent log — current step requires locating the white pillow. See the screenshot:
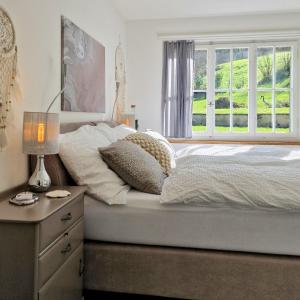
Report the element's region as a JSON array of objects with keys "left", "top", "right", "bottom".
[
  {"left": 96, "top": 123, "right": 118, "bottom": 143},
  {"left": 113, "top": 124, "right": 137, "bottom": 140},
  {"left": 144, "top": 130, "right": 176, "bottom": 168},
  {"left": 59, "top": 125, "right": 130, "bottom": 205},
  {"left": 96, "top": 123, "right": 137, "bottom": 142}
]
